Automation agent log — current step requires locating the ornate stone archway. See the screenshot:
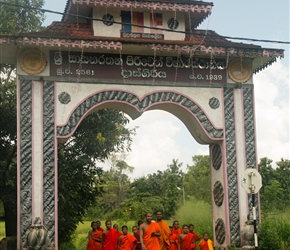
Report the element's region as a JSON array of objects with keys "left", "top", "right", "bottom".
[
  {"left": 17, "top": 73, "right": 258, "bottom": 249},
  {"left": 0, "top": 0, "right": 284, "bottom": 249}
]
